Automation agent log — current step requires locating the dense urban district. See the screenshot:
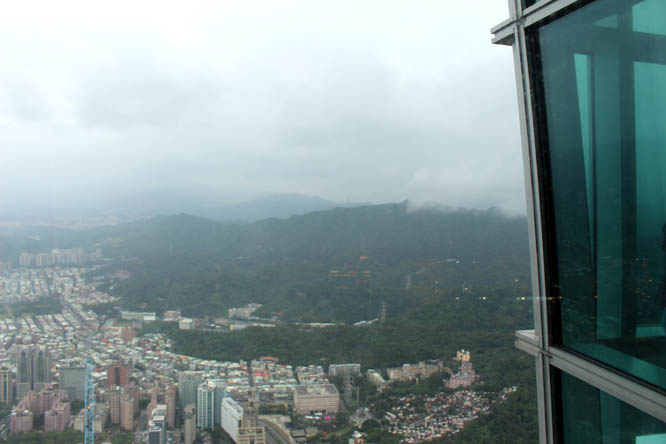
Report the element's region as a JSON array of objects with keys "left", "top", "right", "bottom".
[
  {"left": 0, "top": 204, "right": 538, "bottom": 444},
  {"left": 0, "top": 259, "right": 530, "bottom": 444}
]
